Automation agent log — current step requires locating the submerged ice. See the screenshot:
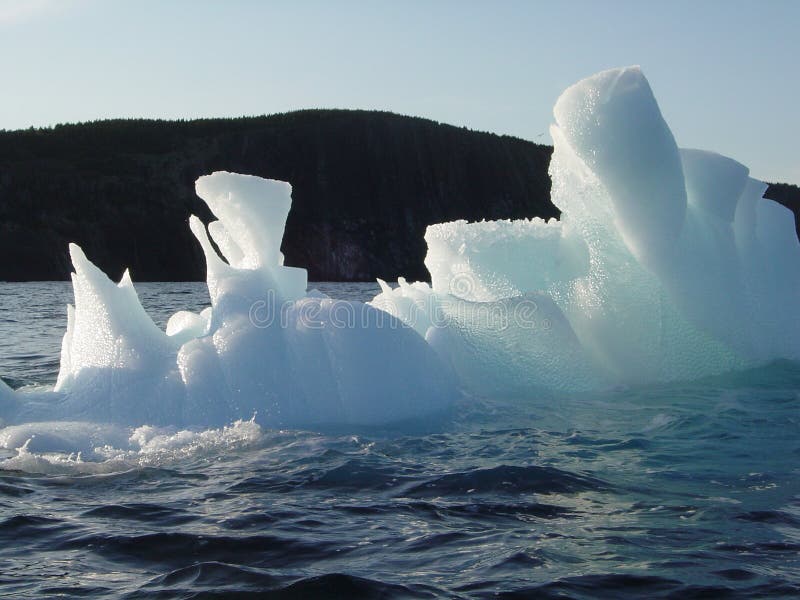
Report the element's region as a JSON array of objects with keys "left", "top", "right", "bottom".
[{"left": 1, "top": 65, "right": 798, "bottom": 443}]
